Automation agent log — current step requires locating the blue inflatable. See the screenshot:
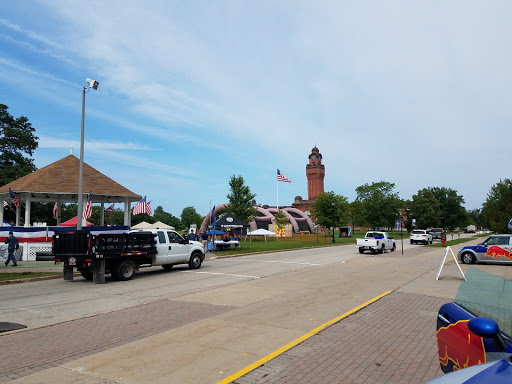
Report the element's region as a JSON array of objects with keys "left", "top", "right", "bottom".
[{"left": 509, "top": 218, "right": 512, "bottom": 231}]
